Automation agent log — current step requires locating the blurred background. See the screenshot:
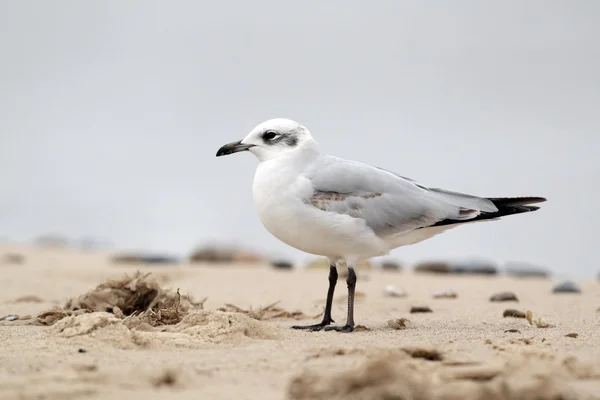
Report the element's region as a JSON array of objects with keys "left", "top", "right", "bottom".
[{"left": 0, "top": 1, "right": 598, "bottom": 278}]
